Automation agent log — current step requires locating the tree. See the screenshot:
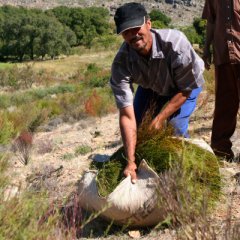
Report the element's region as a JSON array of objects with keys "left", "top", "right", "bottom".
[
  {"left": 34, "top": 16, "right": 76, "bottom": 59},
  {"left": 149, "top": 10, "right": 171, "bottom": 27},
  {"left": 0, "top": 6, "right": 76, "bottom": 61},
  {"left": 50, "top": 6, "right": 111, "bottom": 47}
]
